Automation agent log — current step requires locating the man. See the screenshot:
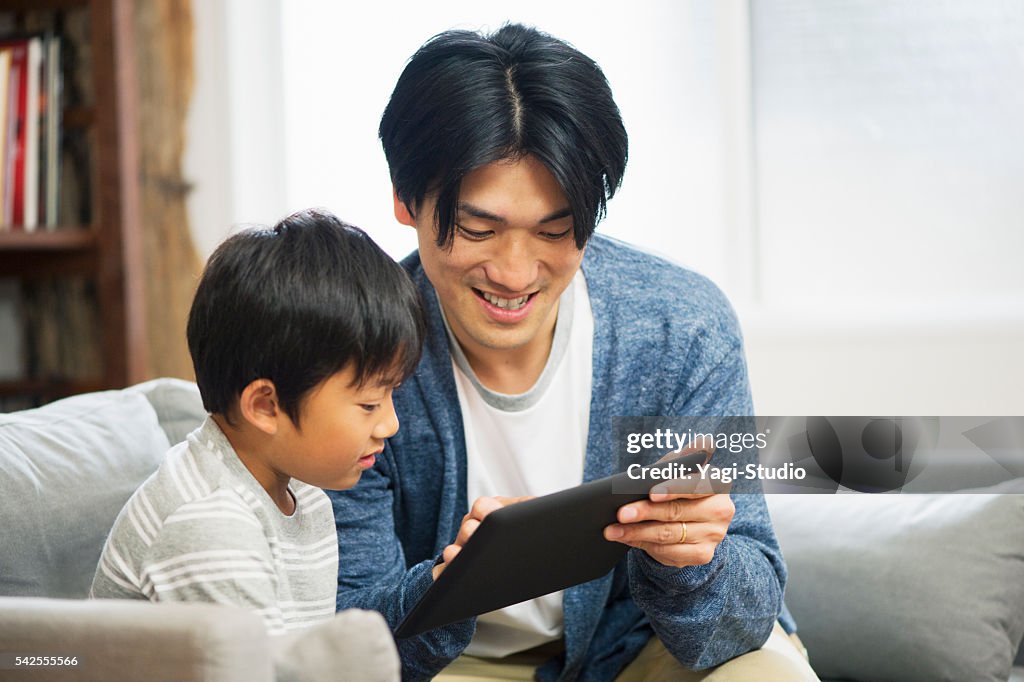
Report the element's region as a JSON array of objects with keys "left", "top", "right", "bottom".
[{"left": 328, "top": 23, "right": 818, "bottom": 681}]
